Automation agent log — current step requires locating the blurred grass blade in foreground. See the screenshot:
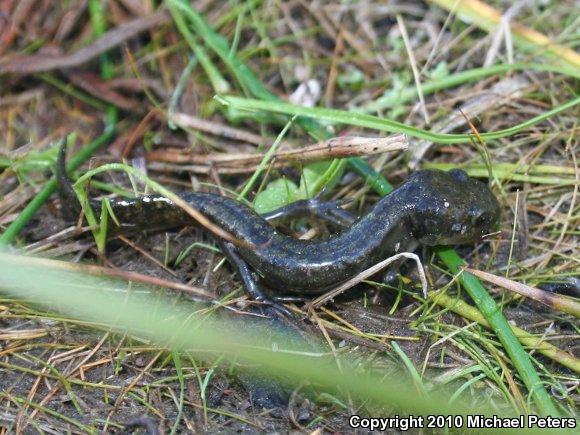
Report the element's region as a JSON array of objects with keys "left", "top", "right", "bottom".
[{"left": 0, "top": 249, "right": 518, "bottom": 419}]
